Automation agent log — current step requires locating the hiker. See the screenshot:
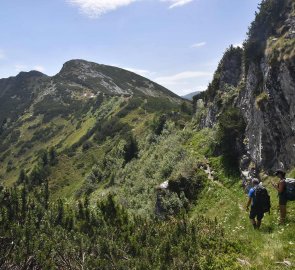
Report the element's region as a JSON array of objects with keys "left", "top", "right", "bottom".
[
  {"left": 246, "top": 178, "right": 270, "bottom": 229},
  {"left": 272, "top": 169, "right": 287, "bottom": 224}
]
